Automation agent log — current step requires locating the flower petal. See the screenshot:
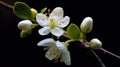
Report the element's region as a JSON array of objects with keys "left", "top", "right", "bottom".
[
  {"left": 56, "top": 41, "right": 71, "bottom": 65},
  {"left": 59, "top": 16, "right": 70, "bottom": 28},
  {"left": 37, "top": 38, "right": 55, "bottom": 46},
  {"left": 56, "top": 41, "right": 66, "bottom": 51},
  {"left": 51, "top": 27, "right": 63, "bottom": 36},
  {"left": 38, "top": 26, "right": 51, "bottom": 36},
  {"left": 62, "top": 50, "right": 71, "bottom": 65},
  {"left": 45, "top": 46, "right": 57, "bottom": 60},
  {"left": 49, "top": 7, "right": 63, "bottom": 22},
  {"left": 36, "top": 13, "right": 49, "bottom": 26}
]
